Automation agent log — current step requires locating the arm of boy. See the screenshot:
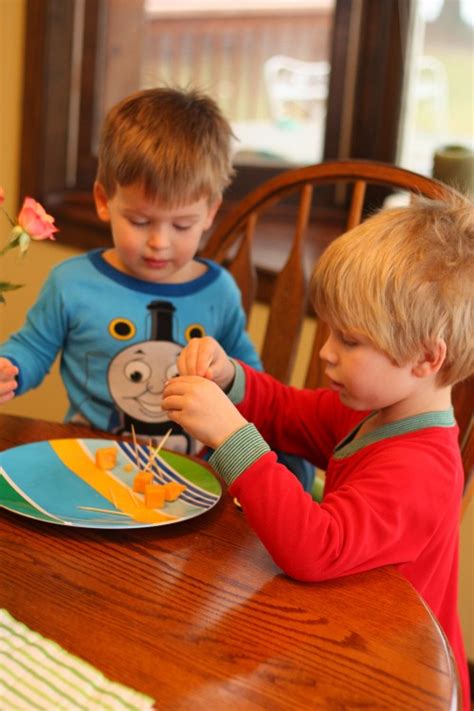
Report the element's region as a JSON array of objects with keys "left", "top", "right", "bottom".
[
  {"left": 0, "top": 357, "right": 19, "bottom": 403},
  {"left": 0, "top": 268, "right": 69, "bottom": 395}
]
